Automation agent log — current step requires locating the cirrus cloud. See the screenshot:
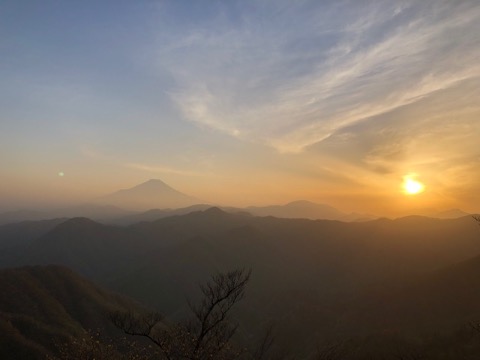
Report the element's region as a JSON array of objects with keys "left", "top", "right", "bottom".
[{"left": 152, "top": 0, "right": 480, "bottom": 153}]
